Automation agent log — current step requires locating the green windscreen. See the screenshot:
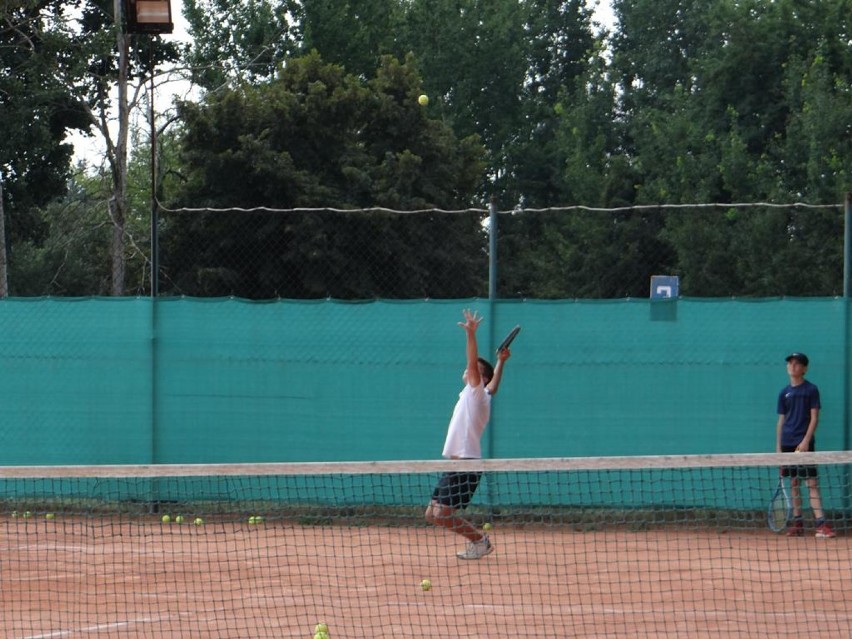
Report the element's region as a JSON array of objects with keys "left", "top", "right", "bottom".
[{"left": 0, "top": 297, "right": 847, "bottom": 464}]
